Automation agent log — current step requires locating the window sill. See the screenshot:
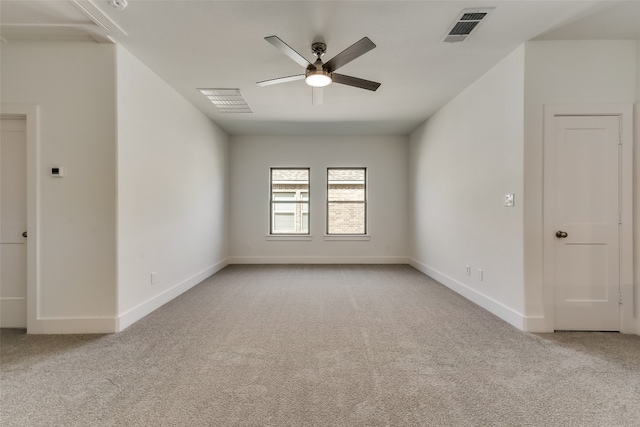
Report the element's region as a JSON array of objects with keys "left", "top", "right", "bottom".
[
  {"left": 324, "top": 235, "right": 370, "bottom": 241},
  {"left": 266, "top": 235, "right": 313, "bottom": 241}
]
